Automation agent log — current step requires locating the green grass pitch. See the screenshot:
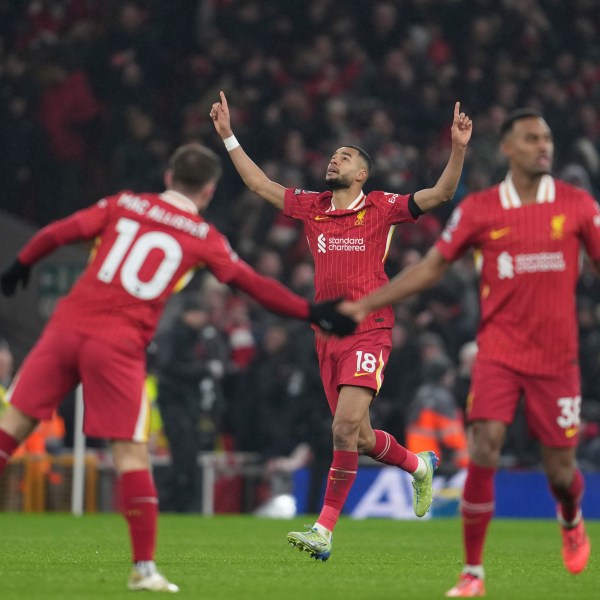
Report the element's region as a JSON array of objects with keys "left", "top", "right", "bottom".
[{"left": 0, "top": 514, "right": 597, "bottom": 599}]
